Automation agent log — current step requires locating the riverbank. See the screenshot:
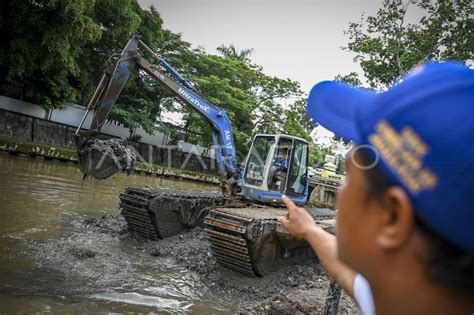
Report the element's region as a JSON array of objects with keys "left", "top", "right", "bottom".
[{"left": 0, "top": 136, "right": 220, "bottom": 184}]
